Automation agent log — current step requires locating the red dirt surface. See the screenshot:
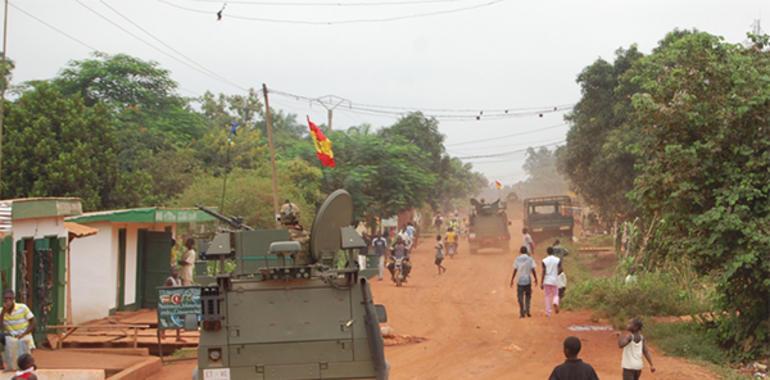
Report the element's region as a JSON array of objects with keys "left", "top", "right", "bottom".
[{"left": 150, "top": 220, "right": 717, "bottom": 380}]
